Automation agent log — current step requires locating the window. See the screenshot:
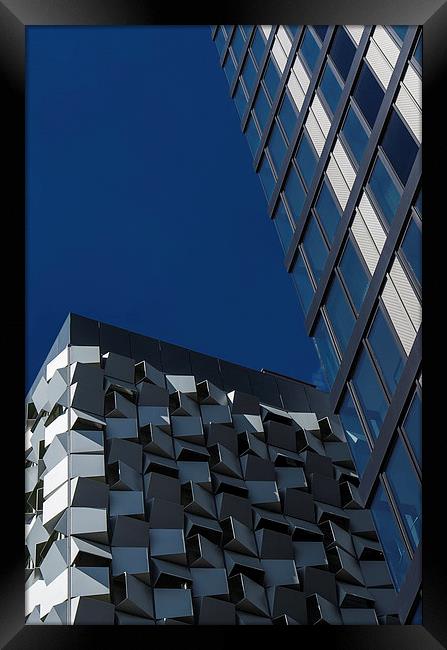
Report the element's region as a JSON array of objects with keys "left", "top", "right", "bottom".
[
  {"left": 353, "top": 63, "right": 385, "bottom": 128},
  {"left": 231, "top": 27, "right": 246, "bottom": 62},
  {"left": 370, "top": 483, "right": 410, "bottom": 591},
  {"left": 287, "top": 26, "right": 300, "bottom": 39},
  {"left": 381, "top": 110, "right": 419, "bottom": 185},
  {"left": 253, "top": 86, "right": 271, "bottom": 132},
  {"left": 390, "top": 25, "right": 408, "bottom": 42},
  {"left": 339, "top": 238, "right": 369, "bottom": 312},
  {"left": 386, "top": 437, "right": 422, "bottom": 549},
  {"left": 413, "top": 33, "right": 422, "bottom": 67},
  {"left": 274, "top": 198, "right": 294, "bottom": 252},
  {"left": 414, "top": 189, "right": 422, "bottom": 217},
  {"left": 402, "top": 391, "right": 422, "bottom": 467},
  {"left": 351, "top": 348, "right": 388, "bottom": 438},
  {"left": 241, "top": 53, "right": 257, "bottom": 96},
  {"left": 292, "top": 254, "right": 314, "bottom": 313},
  {"left": 295, "top": 133, "right": 318, "bottom": 189},
  {"left": 368, "top": 307, "right": 405, "bottom": 396},
  {"left": 330, "top": 27, "right": 356, "bottom": 81},
  {"left": 299, "top": 28, "right": 320, "bottom": 72},
  {"left": 283, "top": 166, "right": 306, "bottom": 222},
  {"left": 401, "top": 216, "right": 422, "bottom": 285},
  {"left": 411, "top": 597, "right": 422, "bottom": 625},
  {"left": 215, "top": 27, "right": 227, "bottom": 56},
  {"left": 267, "top": 123, "right": 287, "bottom": 174},
  {"left": 263, "top": 58, "right": 281, "bottom": 101},
  {"left": 245, "top": 116, "right": 261, "bottom": 156},
  {"left": 338, "top": 390, "right": 371, "bottom": 475},
  {"left": 314, "top": 181, "right": 341, "bottom": 244},
  {"left": 314, "top": 316, "right": 340, "bottom": 387},
  {"left": 319, "top": 62, "right": 343, "bottom": 115},
  {"left": 251, "top": 28, "right": 267, "bottom": 68},
  {"left": 325, "top": 275, "right": 356, "bottom": 353},
  {"left": 313, "top": 26, "right": 329, "bottom": 43},
  {"left": 342, "top": 105, "right": 369, "bottom": 166},
  {"left": 234, "top": 82, "right": 248, "bottom": 118},
  {"left": 302, "top": 218, "right": 329, "bottom": 283},
  {"left": 258, "top": 155, "right": 275, "bottom": 200},
  {"left": 278, "top": 91, "right": 298, "bottom": 143},
  {"left": 223, "top": 52, "right": 237, "bottom": 83},
  {"left": 369, "top": 157, "right": 401, "bottom": 227}
]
